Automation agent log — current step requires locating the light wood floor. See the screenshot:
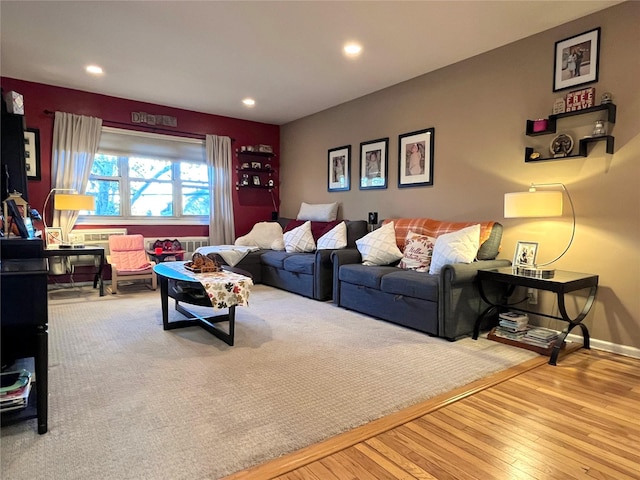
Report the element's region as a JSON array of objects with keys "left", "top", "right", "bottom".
[{"left": 224, "top": 348, "right": 640, "bottom": 479}]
